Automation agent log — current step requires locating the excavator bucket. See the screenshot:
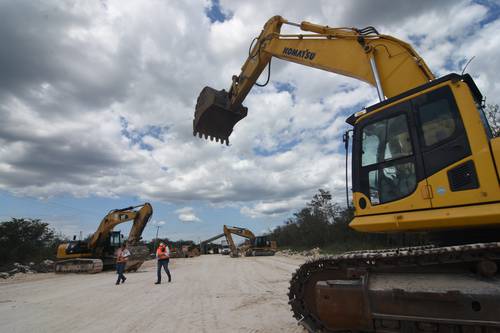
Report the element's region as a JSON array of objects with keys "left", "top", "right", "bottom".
[{"left": 193, "top": 86, "right": 248, "bottom": 145}]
